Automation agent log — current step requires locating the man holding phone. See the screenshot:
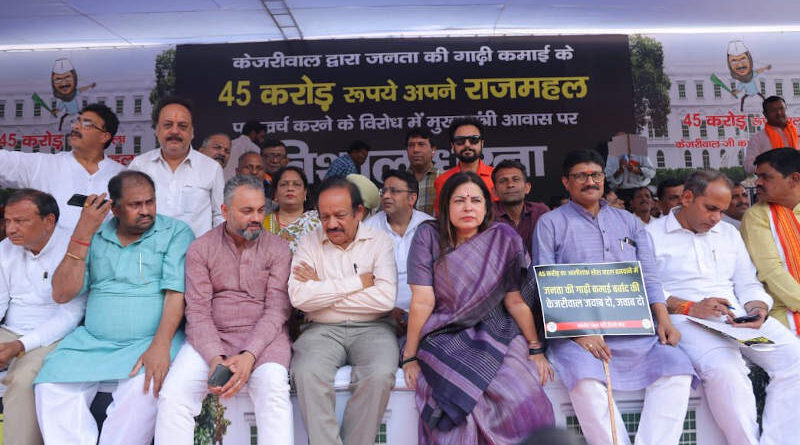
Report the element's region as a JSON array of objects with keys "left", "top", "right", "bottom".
[
  {"left": 648, "top": 169, "right": 800, "bottom": 445},
  {"left": 155, "top": 175, "right": 293, "bottom": 445}
]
